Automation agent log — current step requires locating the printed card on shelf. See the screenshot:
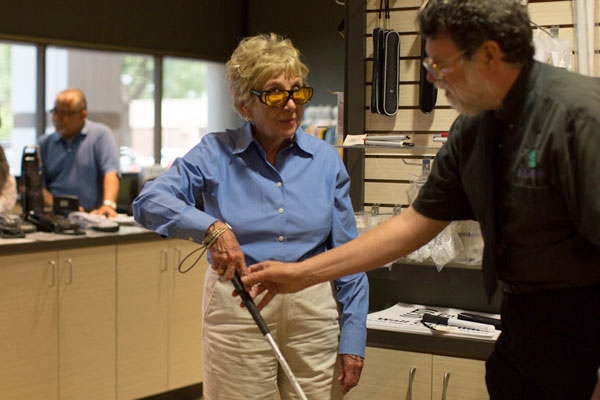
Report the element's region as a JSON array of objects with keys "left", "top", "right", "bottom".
[
  {"left": 366, "top": 302, "right": 501, "bottom": 341},
  {"left": 342, "top": 134, "right": 367, "bottom": 146}
]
